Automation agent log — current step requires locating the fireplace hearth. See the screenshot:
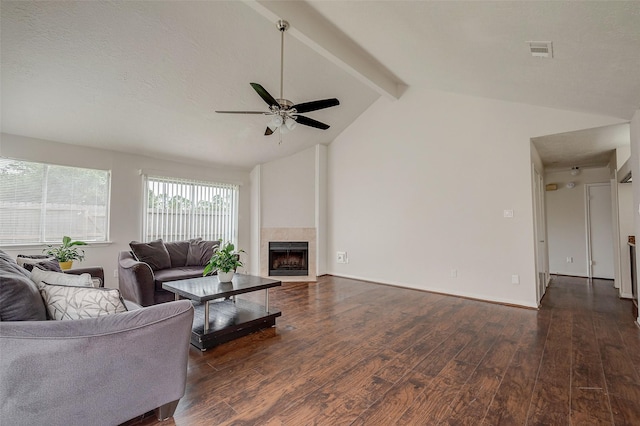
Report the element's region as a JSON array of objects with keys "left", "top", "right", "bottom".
[{"left": 269, "top": 241, "right": 309, "bottom": 276}]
